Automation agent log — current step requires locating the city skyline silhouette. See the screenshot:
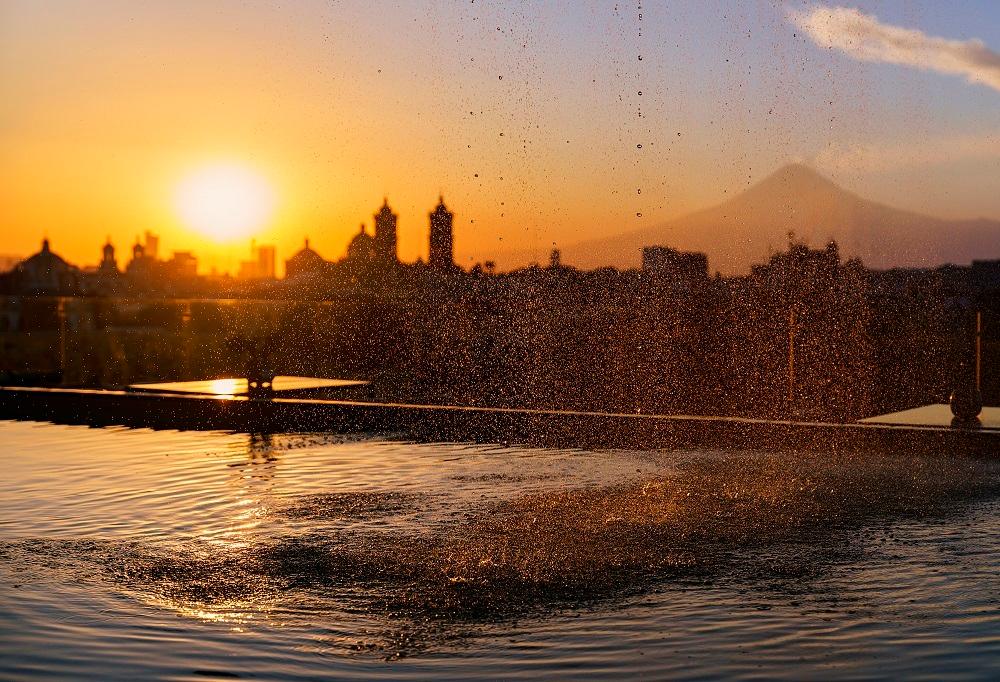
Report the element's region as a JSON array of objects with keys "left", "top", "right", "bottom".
[
  {"left": 5, "top": 162, "right": 1000, "bottom": 280},
  {"left": 4, "top": 2, "right": 1000, "bottom": 275}
]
